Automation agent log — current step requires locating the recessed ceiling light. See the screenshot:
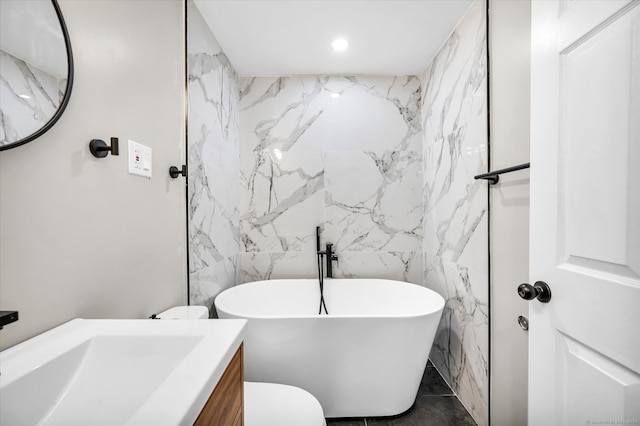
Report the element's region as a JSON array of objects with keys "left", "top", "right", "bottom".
[
  {"left": 331, "top": 38, "right": 349, "bottom": 52},
  {"left": 330, "top": 93, "right": 340, "bottom": 98},
  {"left": 18, "top": 94, "right": 31, "bottom": 99}
]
